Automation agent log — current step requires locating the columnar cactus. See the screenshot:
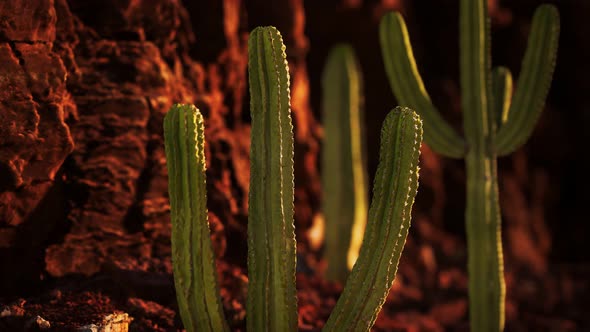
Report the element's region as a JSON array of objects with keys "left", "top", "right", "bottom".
[
  {"left": 163, "top": 104, "right": 230, "bottom": 332},
  {"left": 324, "top": 107, "right": 423, "bottom": 332},
  {"left": 379, "top": 2, "right": 559, "bottom": 331},
  {"left": 246, "top": 26, "right": 298, "bottom": 332},
  {"left": 322, "top": 44, "right": 369, "bottom": 282}
]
